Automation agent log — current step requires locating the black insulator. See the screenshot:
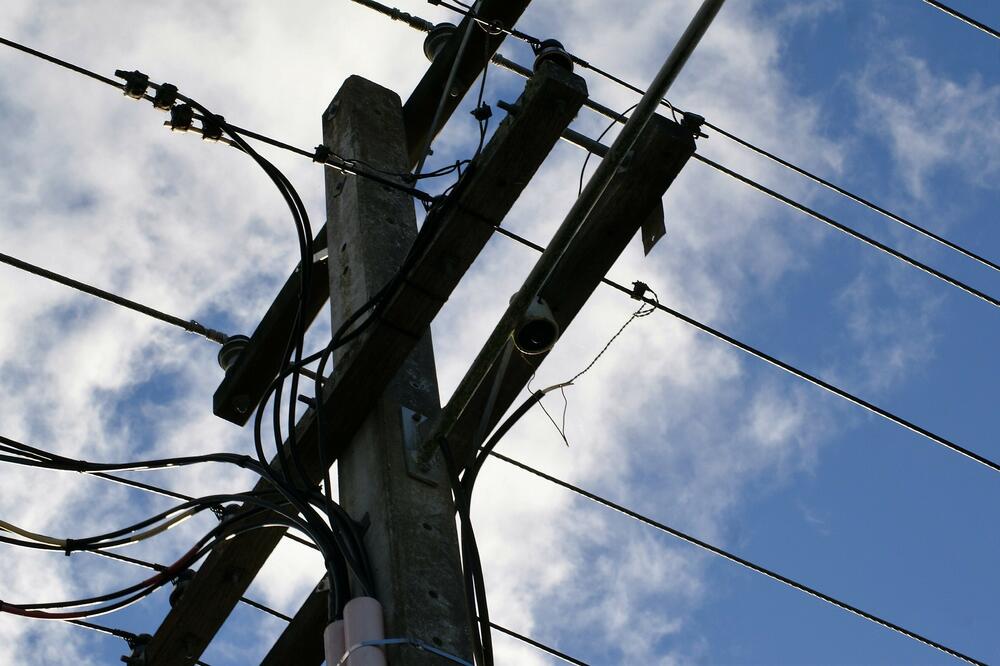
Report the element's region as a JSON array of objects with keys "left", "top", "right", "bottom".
[
  {"left": 217, "top": 334, "right": 250, "bottom": 371},
  {"left": 681, "top": 111, "right": 706, "bottom": 136},
  {"left": 120, "top": 633, "right": 152, "bottom": 665},
  {"left": 115, "top": 69, "right": 149, "bottom": 100},
  {"left": 201, "top": 113, "right": 225, "bottom": 141},
  {"left": 168, "top": 103, "right": 194, "bottom": 131},
  {"left": 533, "top": 39, "right": 573, "bottom": 73},
  {"left": 423, "top": 22, "right": 456, "bottom": 62},
  {"left": 152, "top": 83, "right": 178, "bottom": 111}
]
